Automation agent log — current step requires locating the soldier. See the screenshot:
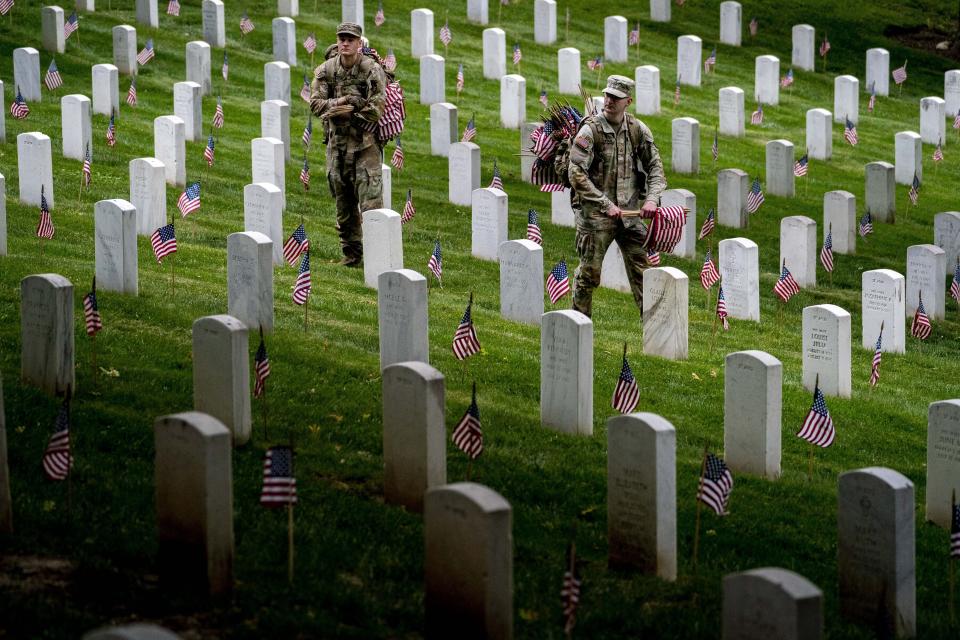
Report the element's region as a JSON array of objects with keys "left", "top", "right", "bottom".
[
  {"left": 310, "top": 22, "right": 387, "bottom": 267},
  {"left": 567, "top": 74, "right": 666, "bottom": 317}
]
